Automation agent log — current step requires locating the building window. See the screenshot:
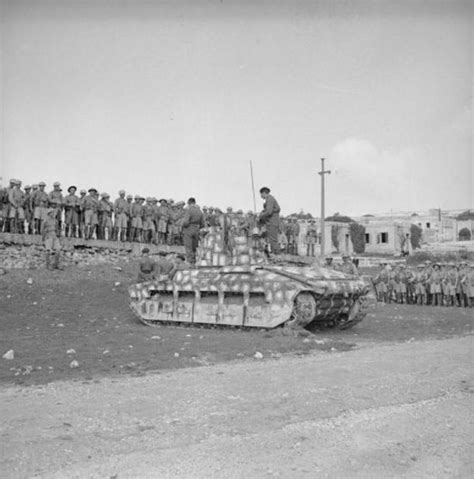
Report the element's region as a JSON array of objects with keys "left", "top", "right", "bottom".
[
  {"left": 380, "top": 232, "right": 388, "bottom": 244},
  {"left": 426, "top": 222, "right": 431, "bottom": 229},
  {"left": 365, "top": 233, "right": 370, "bottom": 244}
]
